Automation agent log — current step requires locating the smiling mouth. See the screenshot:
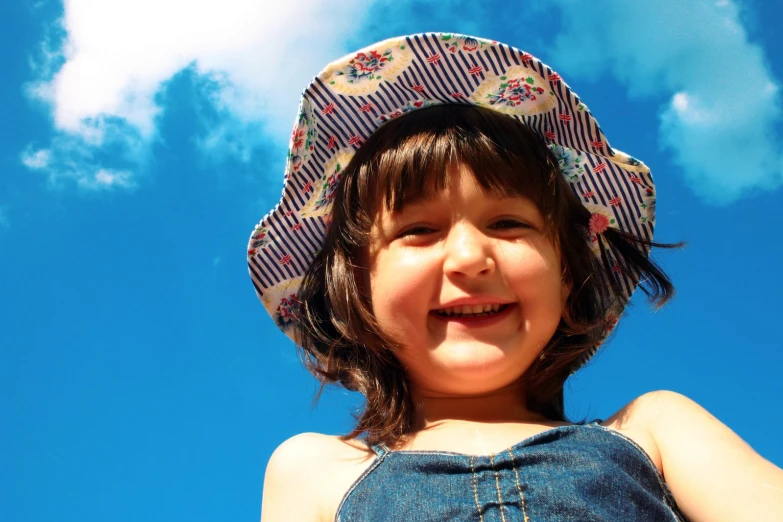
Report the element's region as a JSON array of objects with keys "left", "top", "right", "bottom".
[{"left": 433, "top": 303, "right": 511, "bottom": 318}]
